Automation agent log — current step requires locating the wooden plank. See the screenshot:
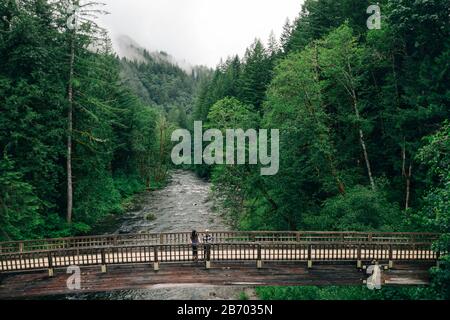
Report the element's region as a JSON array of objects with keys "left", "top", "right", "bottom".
[{"left": 0, "top": 263, "right": 433, "bottom": 300}]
